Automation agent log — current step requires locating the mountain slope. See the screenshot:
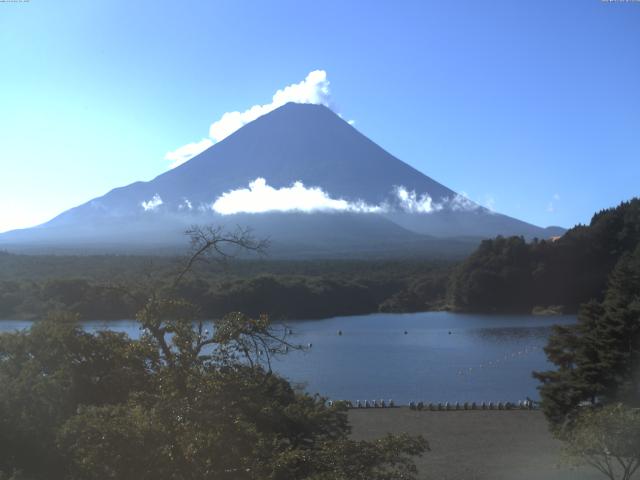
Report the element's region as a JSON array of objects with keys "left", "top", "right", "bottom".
[
  {"left": 42, "top": 103, "right": 457, "bottom": 223},
  {"left": 0, "top": 102, "right": 563, "bottom": 256}
]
